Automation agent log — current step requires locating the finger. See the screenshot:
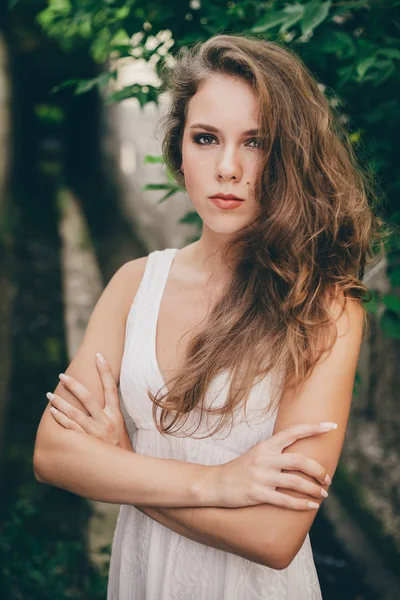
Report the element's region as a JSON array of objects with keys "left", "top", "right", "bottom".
[
  {"left": 257, "top": 488, "right": 322, "bottom": 511},
  {"left": 96, "top": 353, "right": 120, "bottom": 410},
  {"left": 274, "top": 453, "right": 329, "bottom": 486},
  {"left": 275, "top": 473, "right": 328, "bottom": 500},
  {"left": 49, "top": 406, "right": 85, "bottom": 432},
  {"left": 58, "top": 373, "right": 103, "bottom": 419},
  {"left": 47, "top": 392, "right": 94, "bottom": 433},
  {"left": 272, "top": 422, "right": 337, "bottom": 453}
]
